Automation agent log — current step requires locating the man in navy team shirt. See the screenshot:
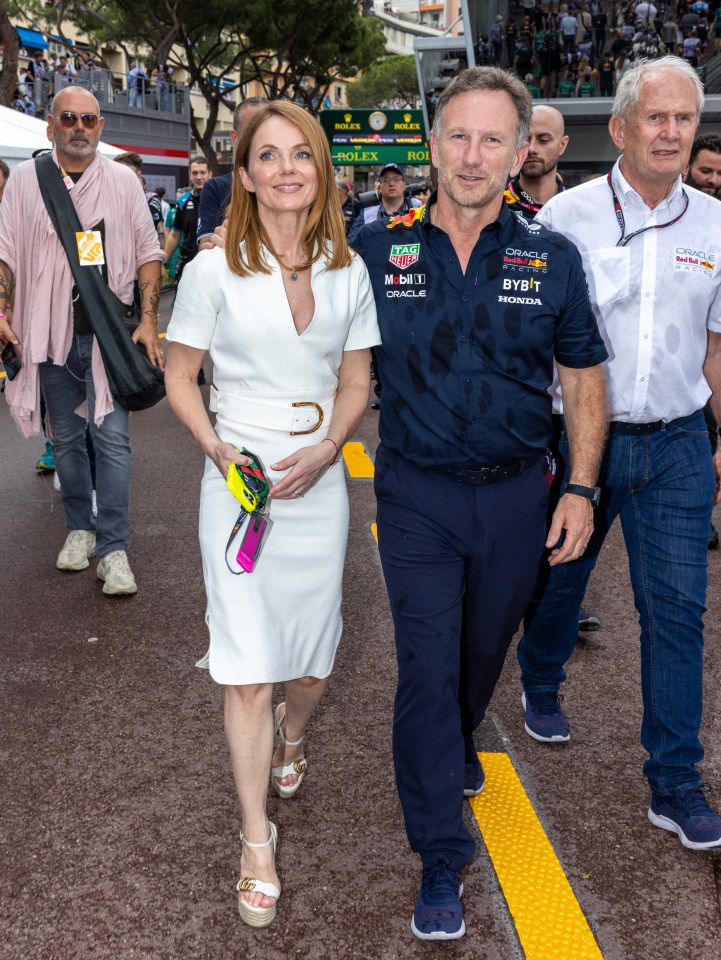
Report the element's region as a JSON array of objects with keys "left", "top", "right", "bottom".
[{"left": 352, "top": 66, "right": 608, "bottom": 943}]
